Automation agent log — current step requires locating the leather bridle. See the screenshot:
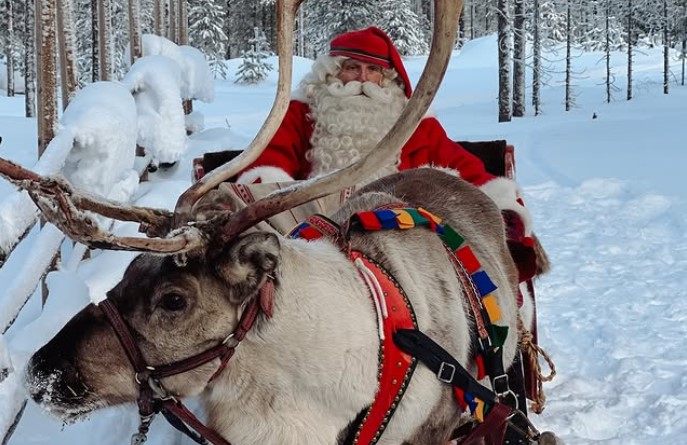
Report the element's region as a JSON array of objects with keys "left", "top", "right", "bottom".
[{"left": 98, "top": 277, "right": 274, "bottom": 445}]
